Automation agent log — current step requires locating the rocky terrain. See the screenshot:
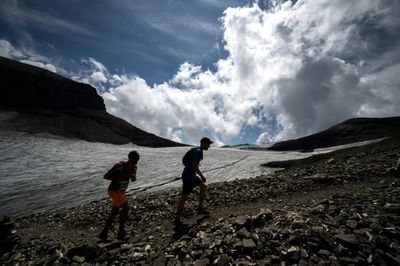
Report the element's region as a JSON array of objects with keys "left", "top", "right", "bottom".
[
  {"left": 1, "top": 136, "right": 399, "bottom": 265},
  {"left": 0, "top": 56, "right": 184, "bottom": 147}
]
